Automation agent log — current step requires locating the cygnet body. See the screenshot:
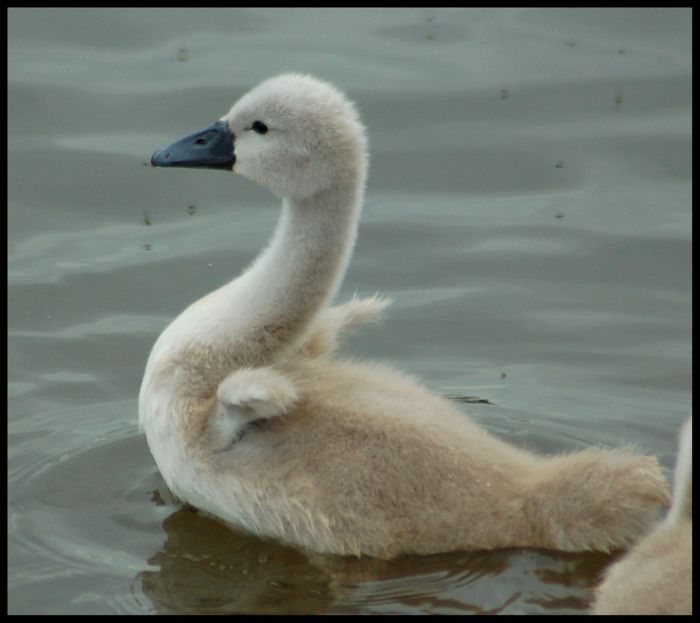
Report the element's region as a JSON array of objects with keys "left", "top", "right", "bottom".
[{"left": 140, "top": 74, "right": 670, "bottom": 559}]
